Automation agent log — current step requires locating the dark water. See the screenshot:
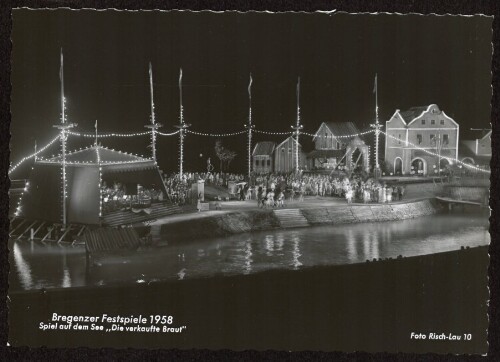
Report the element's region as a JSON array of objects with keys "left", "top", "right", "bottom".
[{"left": 9, "top": 213, "right": 489, "bottom": 291}]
